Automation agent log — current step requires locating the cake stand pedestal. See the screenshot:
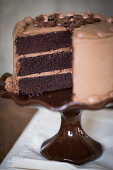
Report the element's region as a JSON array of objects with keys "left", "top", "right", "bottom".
[
  {"left": 0, "top": 73, "right": 113, "bottom": 165},
  {"left": 41, "top": 108, "right": 102, "bottom": 165}
]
